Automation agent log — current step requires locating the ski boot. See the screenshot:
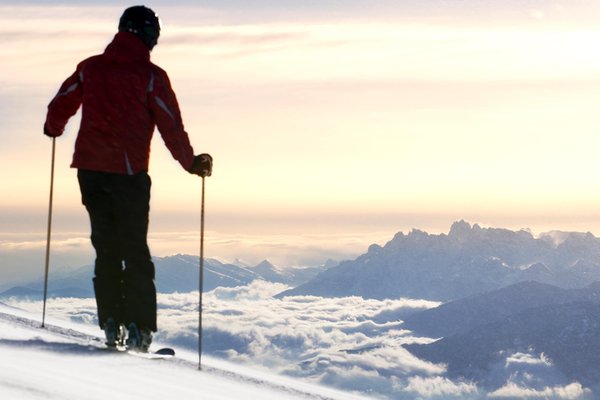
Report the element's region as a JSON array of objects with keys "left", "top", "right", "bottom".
[
  {"left": 104, "top": 318, "right": 120, "bottom": 348},
  {"left": 126, "top": 322, "right": 152, "bottom": 353}
]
